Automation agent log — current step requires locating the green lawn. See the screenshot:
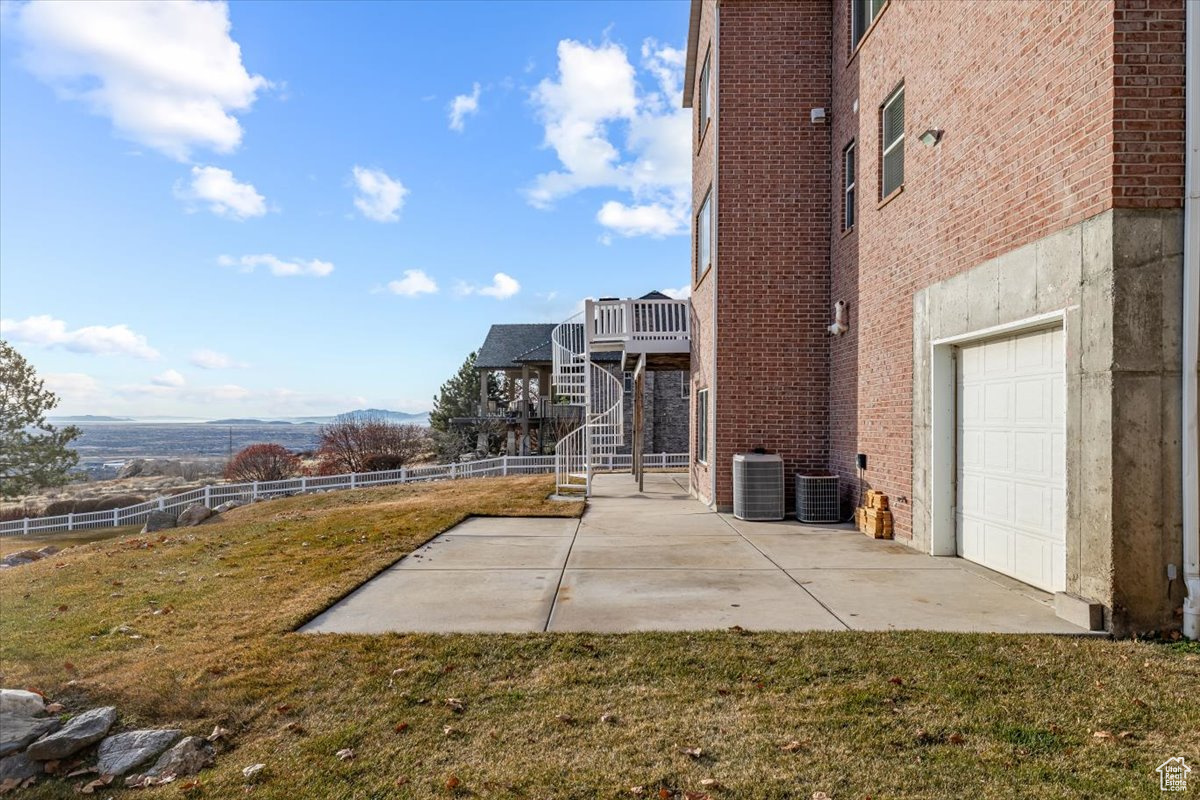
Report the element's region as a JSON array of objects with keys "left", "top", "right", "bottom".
[{"left": 1, "top": 476, "right": 1196, "bottom": 799}]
